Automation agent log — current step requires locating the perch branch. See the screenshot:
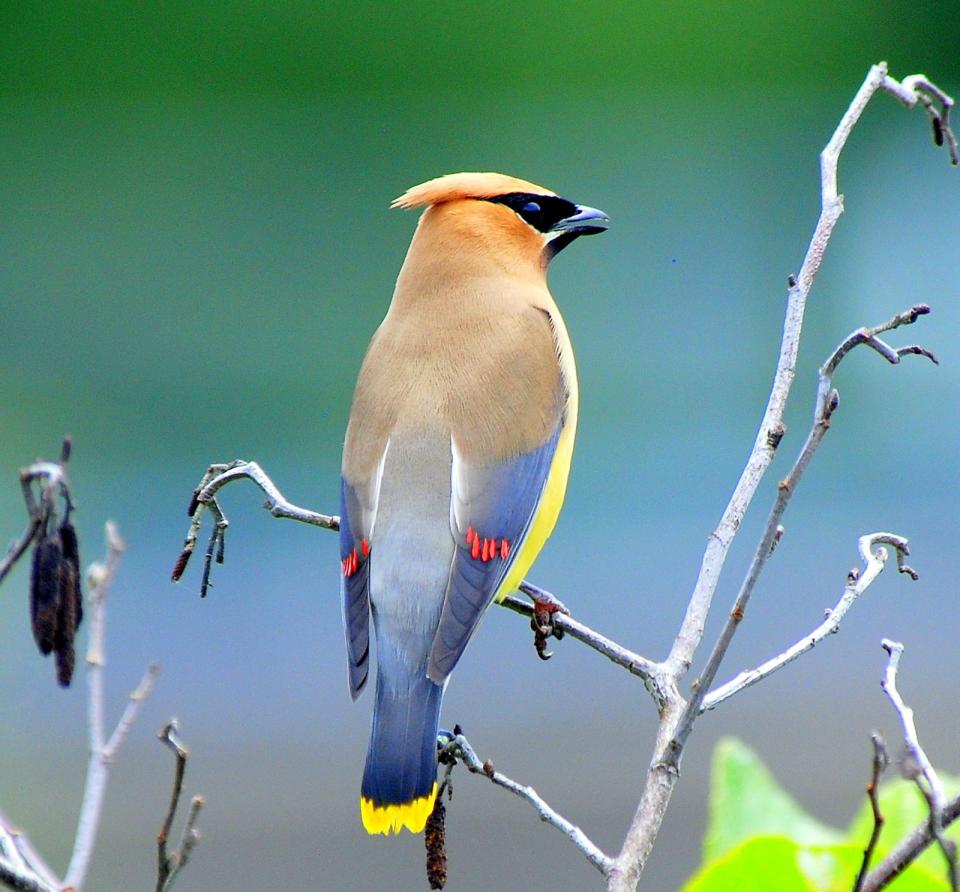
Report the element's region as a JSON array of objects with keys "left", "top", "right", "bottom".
[
  {"left": 703, "top": 533, "right": 916, "bottom": 712},
  {"left": 440, "top": 733, "right": 612, "bottom": 875},
  {"left": 63, "top": 523, "right": 159, "bottom": 892},
  {"left": 606, "top": 64, "right": 948, "bottom": 892},
  {"left": 174, "top": 467, "right": 668, "bottom": 699},
  {"left": 502, "top": 588, "right": 661, "bottom": 693}
]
